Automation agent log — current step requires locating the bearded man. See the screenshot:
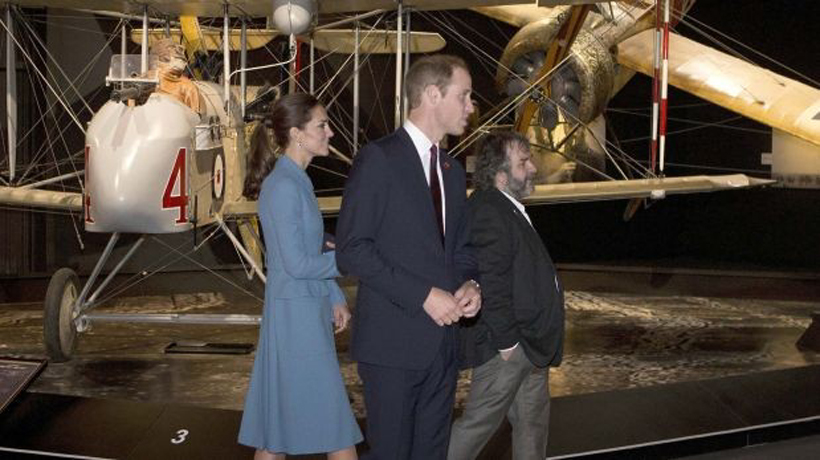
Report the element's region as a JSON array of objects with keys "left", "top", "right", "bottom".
[{"left": 448, "top": 131, "right": 565, "bottom": 460}]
